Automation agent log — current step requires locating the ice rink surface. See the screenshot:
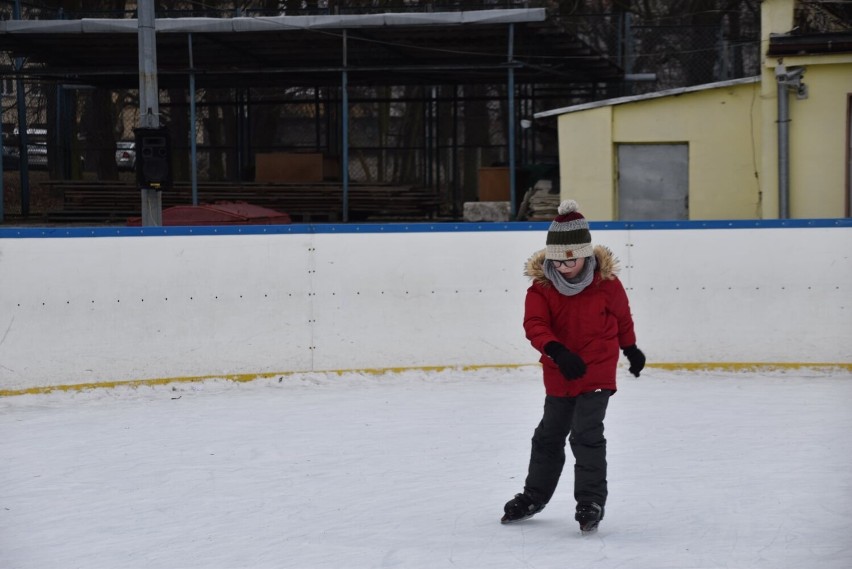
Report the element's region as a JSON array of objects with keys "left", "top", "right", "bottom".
[{"left": 2, "top": 366, "right": 851, "bottom": 569}]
